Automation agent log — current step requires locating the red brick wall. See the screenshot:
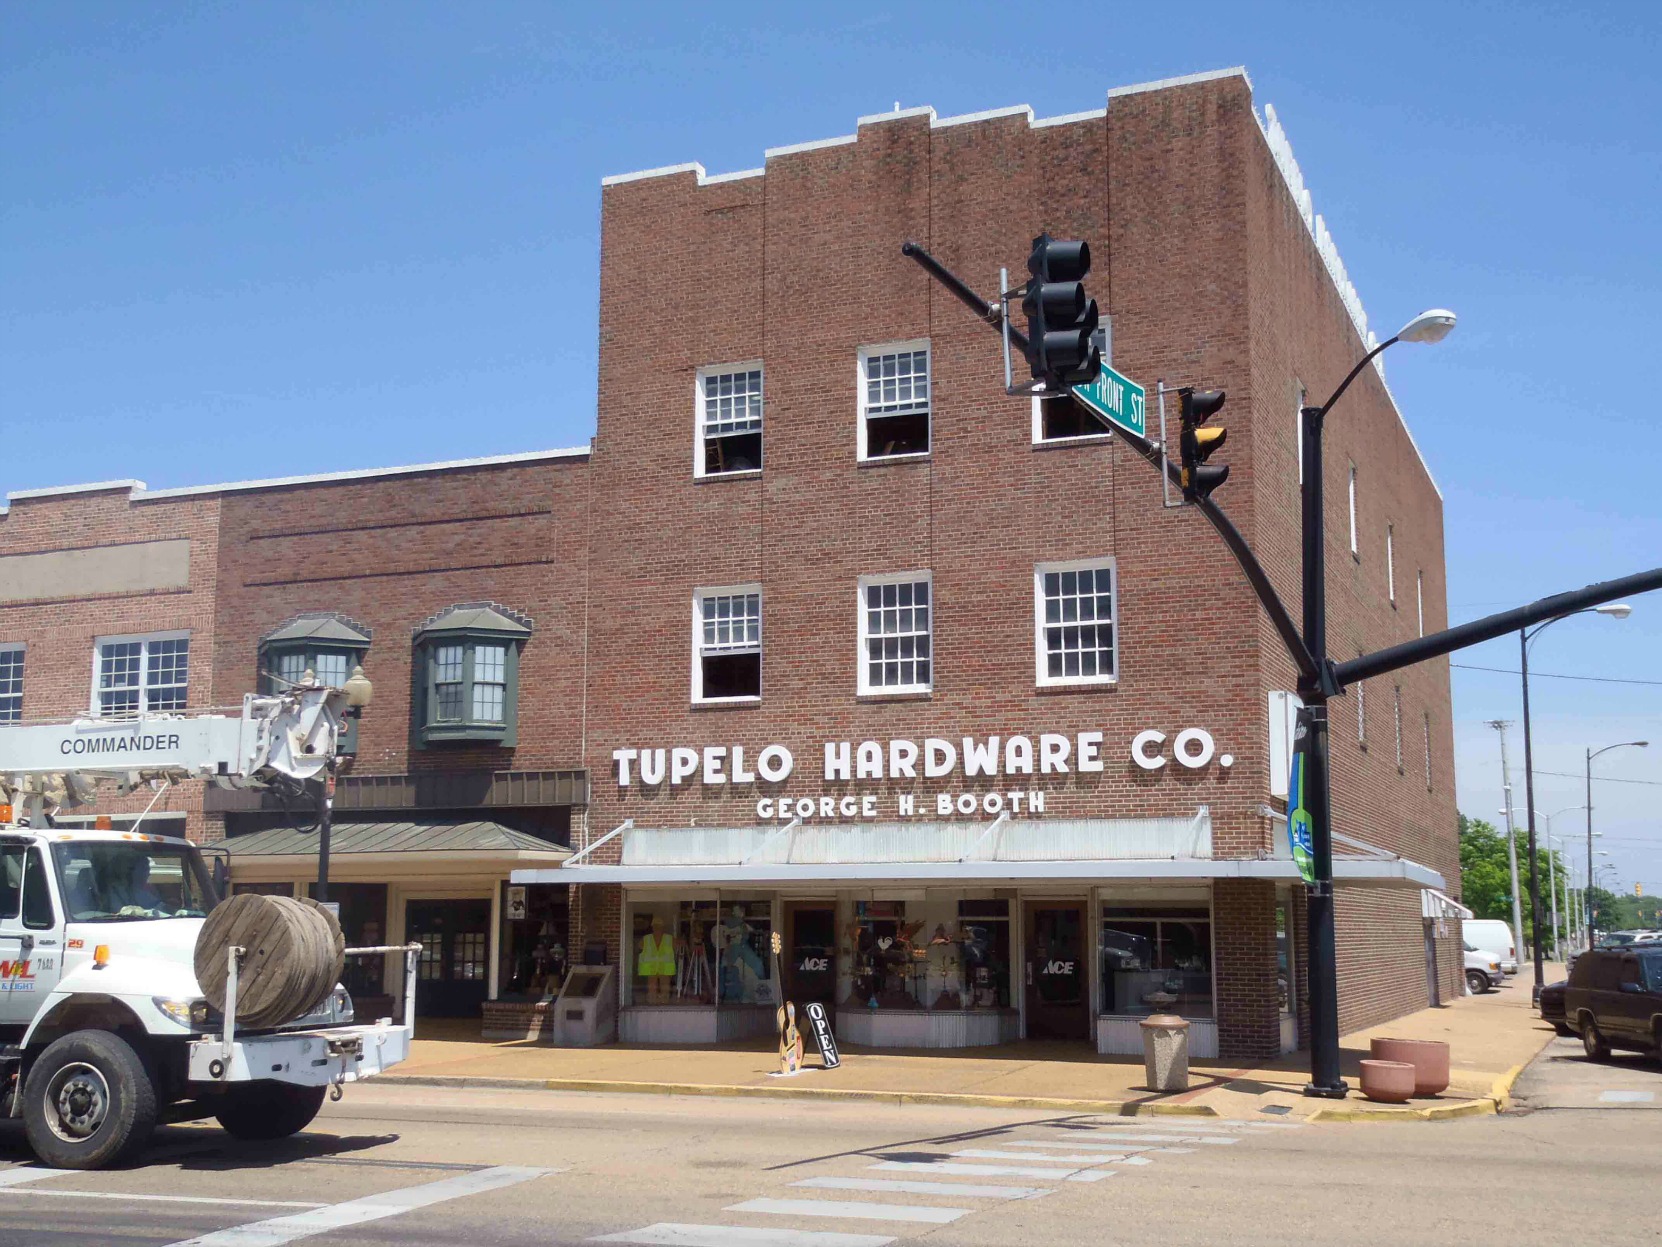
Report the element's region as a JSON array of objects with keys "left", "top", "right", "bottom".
[{"left": 0, "top": 486, "right": 222, "bottom": 839}]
